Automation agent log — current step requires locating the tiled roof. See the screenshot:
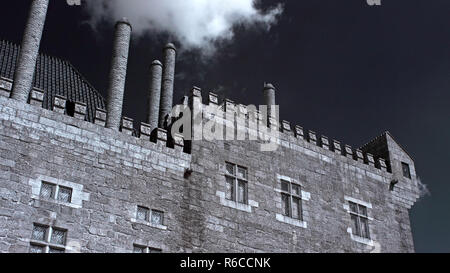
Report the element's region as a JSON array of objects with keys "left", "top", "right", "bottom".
[{"left": 0, "top": 40, "right": 106, "bottom": 122}]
